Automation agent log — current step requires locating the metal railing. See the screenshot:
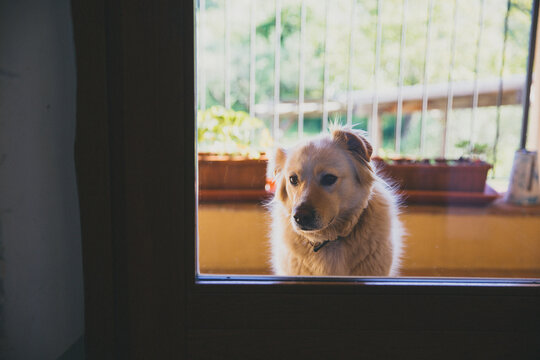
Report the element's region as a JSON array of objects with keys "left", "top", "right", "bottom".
[{"left": 196, "top": 0, "right": 533, "bottom": 159}]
